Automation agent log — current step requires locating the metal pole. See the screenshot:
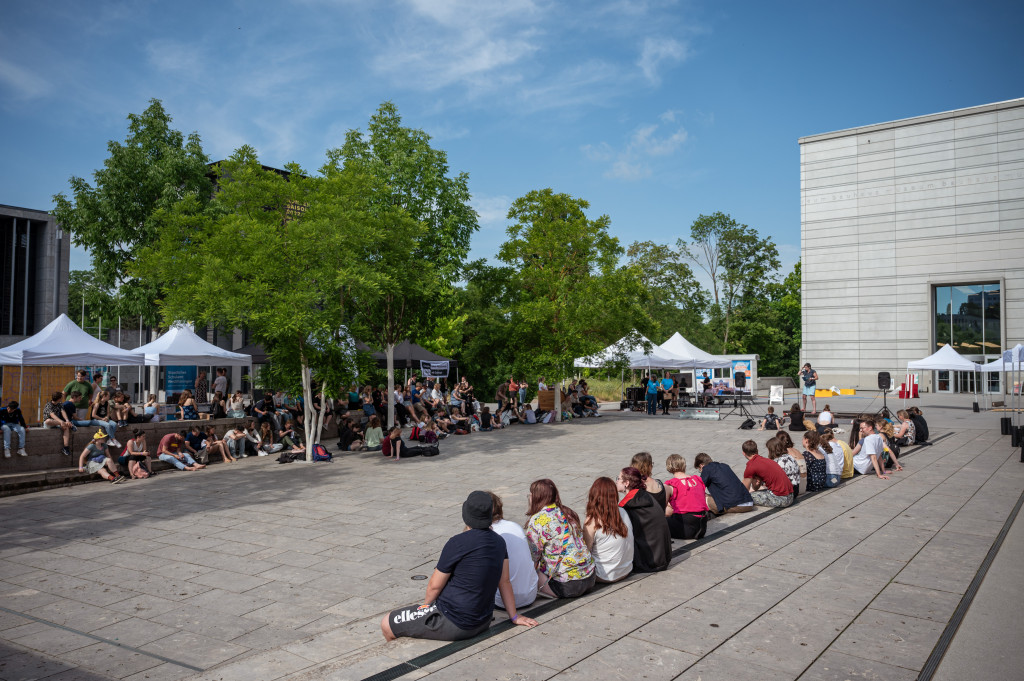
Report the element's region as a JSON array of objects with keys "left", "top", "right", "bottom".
[
  {"left": 9, "top": 218, "right": 16, "bottom": 335},
  {"left": 139, "top": 316, "right": 143, "bottom": 403},
  {"left": 23, "top": 224, "right": 30, "bottom": 335},
  {"left": 18, "top": 365, "right": 23, "bottom": 406}
]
